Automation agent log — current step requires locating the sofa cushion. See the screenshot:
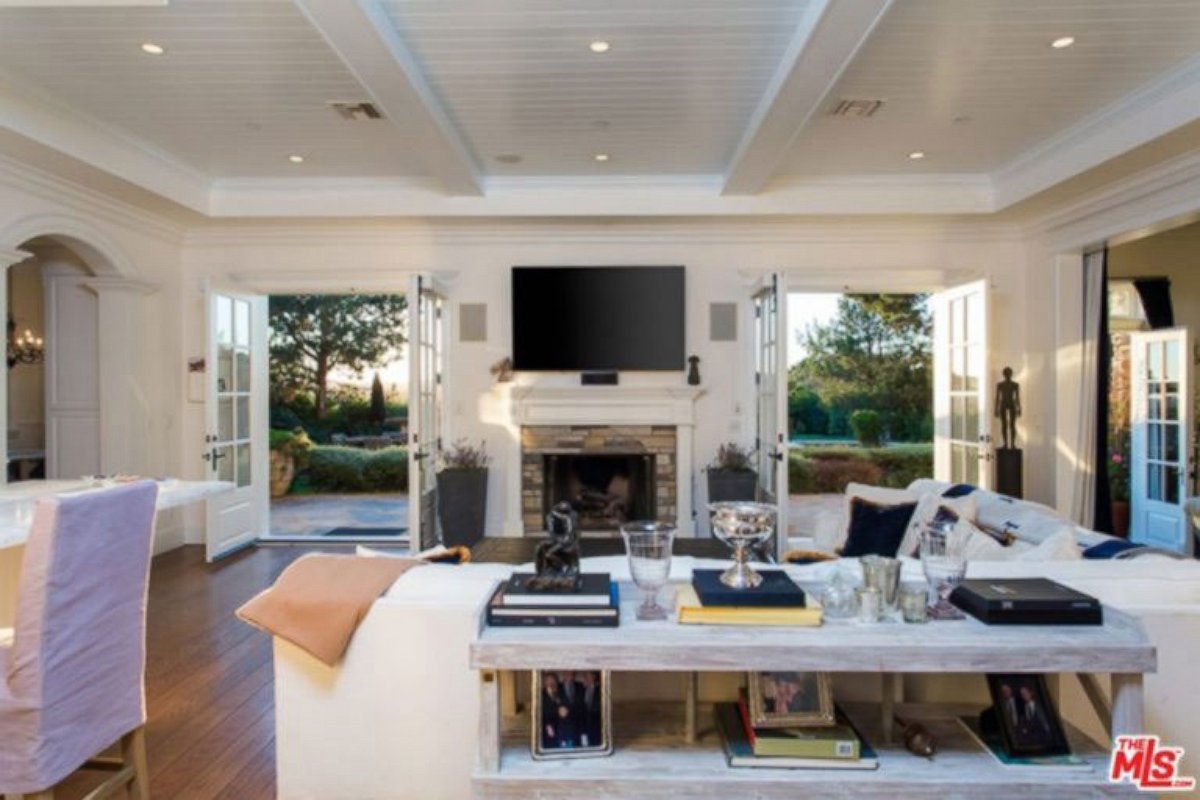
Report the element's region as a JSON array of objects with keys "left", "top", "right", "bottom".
[
  {"left": 840, "top": 497, "right": 919, "bottom": 558},
  {"left": 899, "top": 493, "right": 978, "bottom": 557},
  {"left": 951, "top": 520, "right": 1082, "bottom": 562}
]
